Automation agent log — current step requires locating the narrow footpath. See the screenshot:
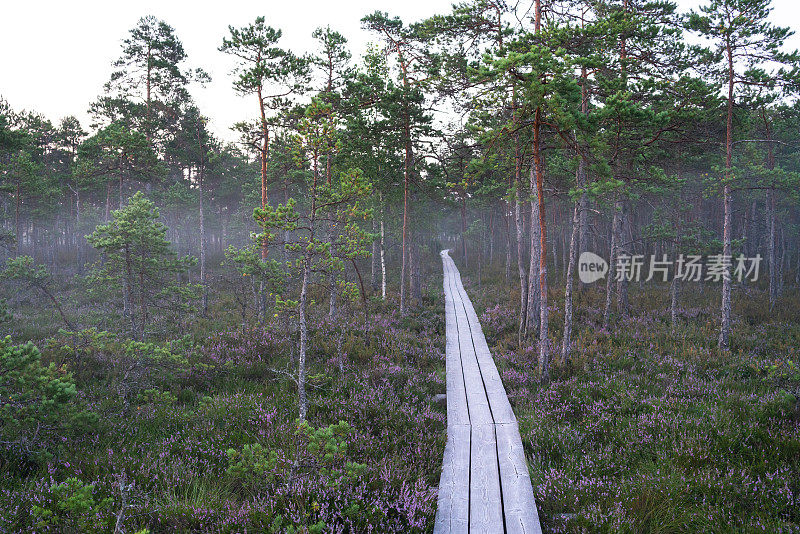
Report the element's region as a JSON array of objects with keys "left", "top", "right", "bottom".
[{"left": 434, "top": 250, "right": 542, "bottom": 534}]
